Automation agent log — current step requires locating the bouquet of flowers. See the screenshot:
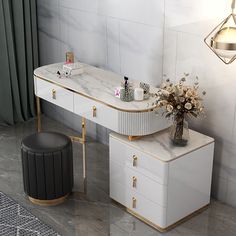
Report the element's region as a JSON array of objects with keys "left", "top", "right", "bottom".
[{"left": 154, "top": 74, "right": 206, "bottom": 146}]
